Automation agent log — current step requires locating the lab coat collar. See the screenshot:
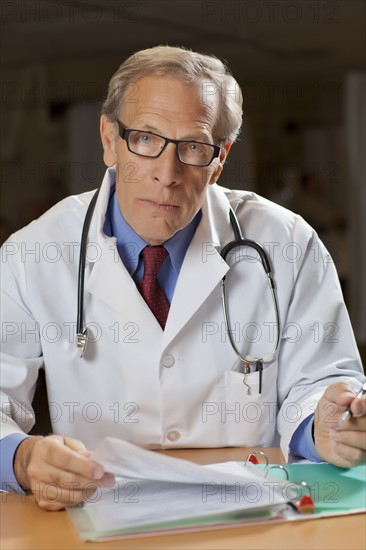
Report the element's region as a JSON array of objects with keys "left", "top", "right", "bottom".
[
  {"left": 86, "top": 166, "right": 117, "bottom": 251},
  {"left": 84, "top": 166, "right": 162, "bottom": 333}
]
